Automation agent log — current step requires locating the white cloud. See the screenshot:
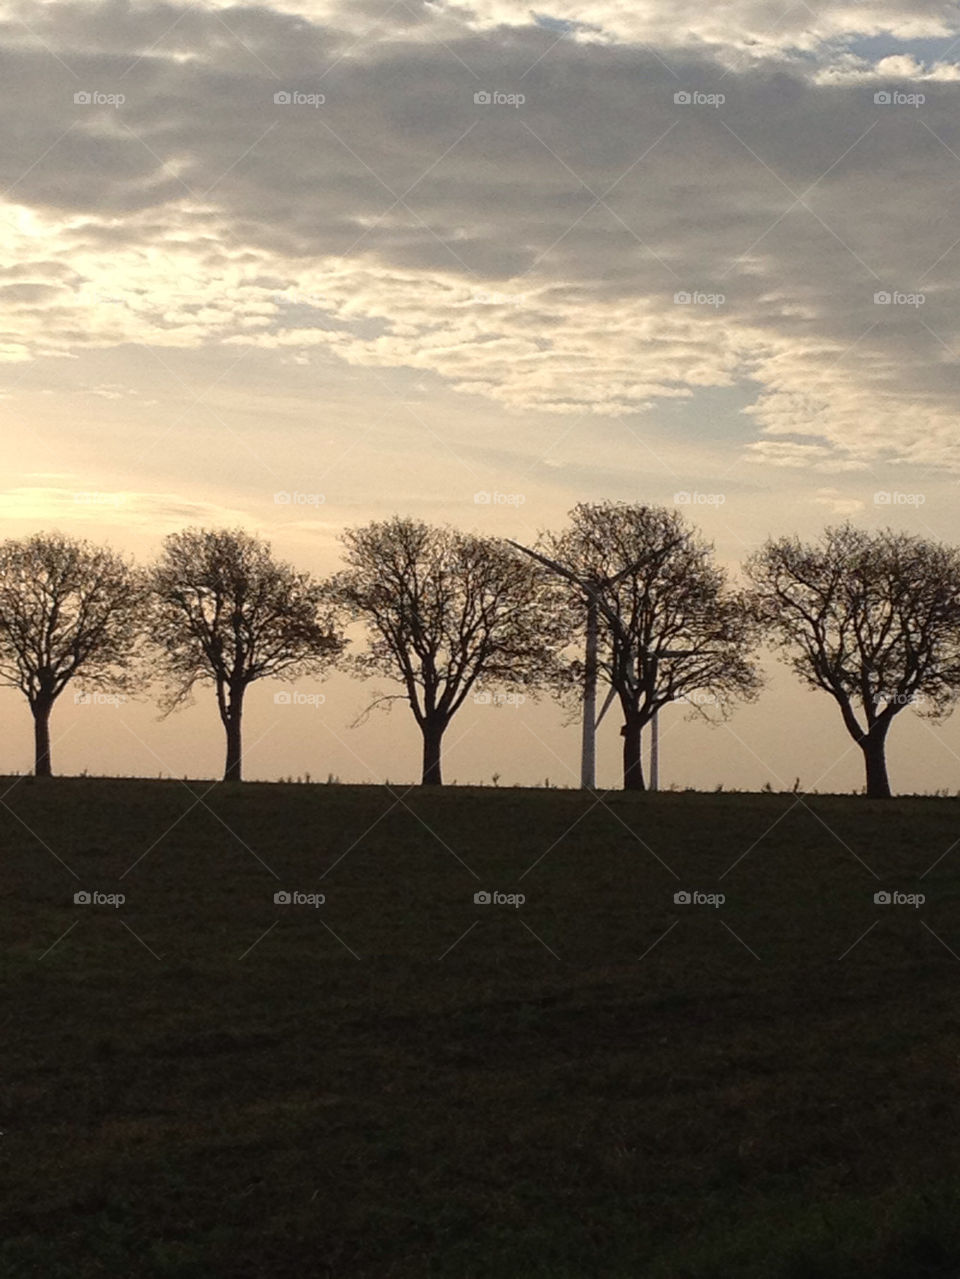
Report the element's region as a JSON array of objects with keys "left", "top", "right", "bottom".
[
  {"left": 811, "top": 486, "right": 865, "bottom": 514},
  {"left": 0, "top": 1, "right": 959, "bottom": 473}
]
